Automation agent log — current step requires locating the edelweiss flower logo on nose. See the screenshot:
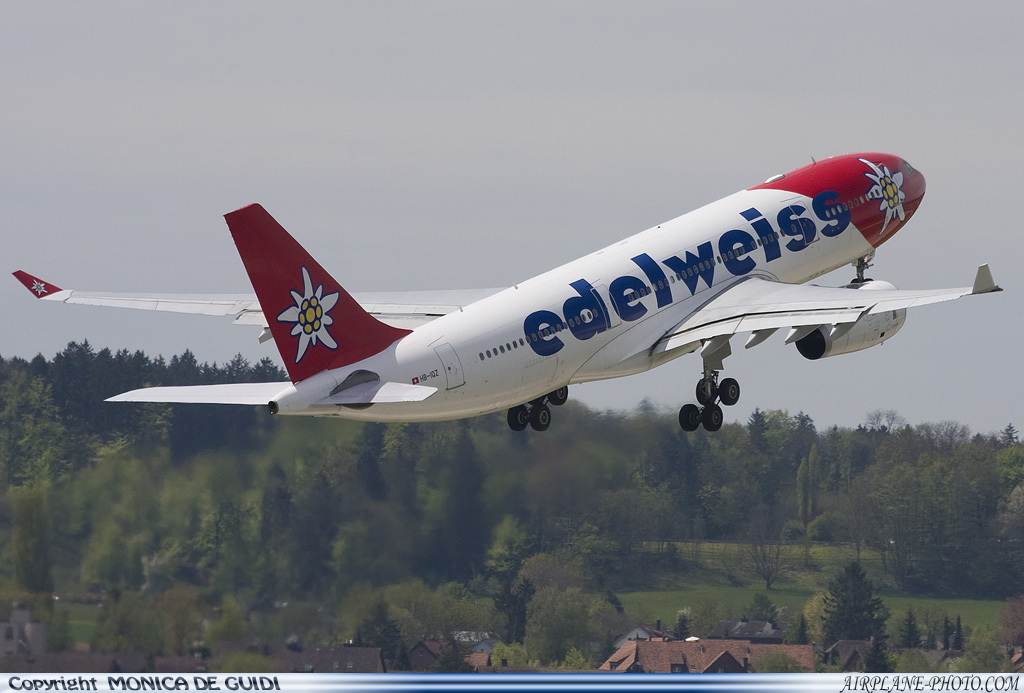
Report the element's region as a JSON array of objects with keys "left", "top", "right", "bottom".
[
  {"left": 861, "top": 158, "right": 906, "bottom": 236},
  {"left": 277, "top": 267, "right": 339, "bottom": 363}
]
